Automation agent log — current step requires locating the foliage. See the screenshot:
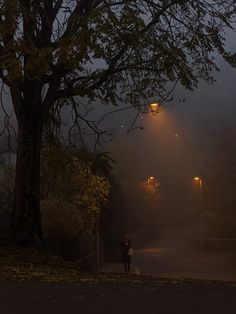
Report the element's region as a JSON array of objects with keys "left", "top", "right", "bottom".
[
  {"left": 41, "top": 142, "right": 111, "bottom": 238},
  {"left": 0, "top": 143, "right": 111, "bottom": 237},
  {"left": 0, "top": 1, "right": 236, "bottom": 112}
]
